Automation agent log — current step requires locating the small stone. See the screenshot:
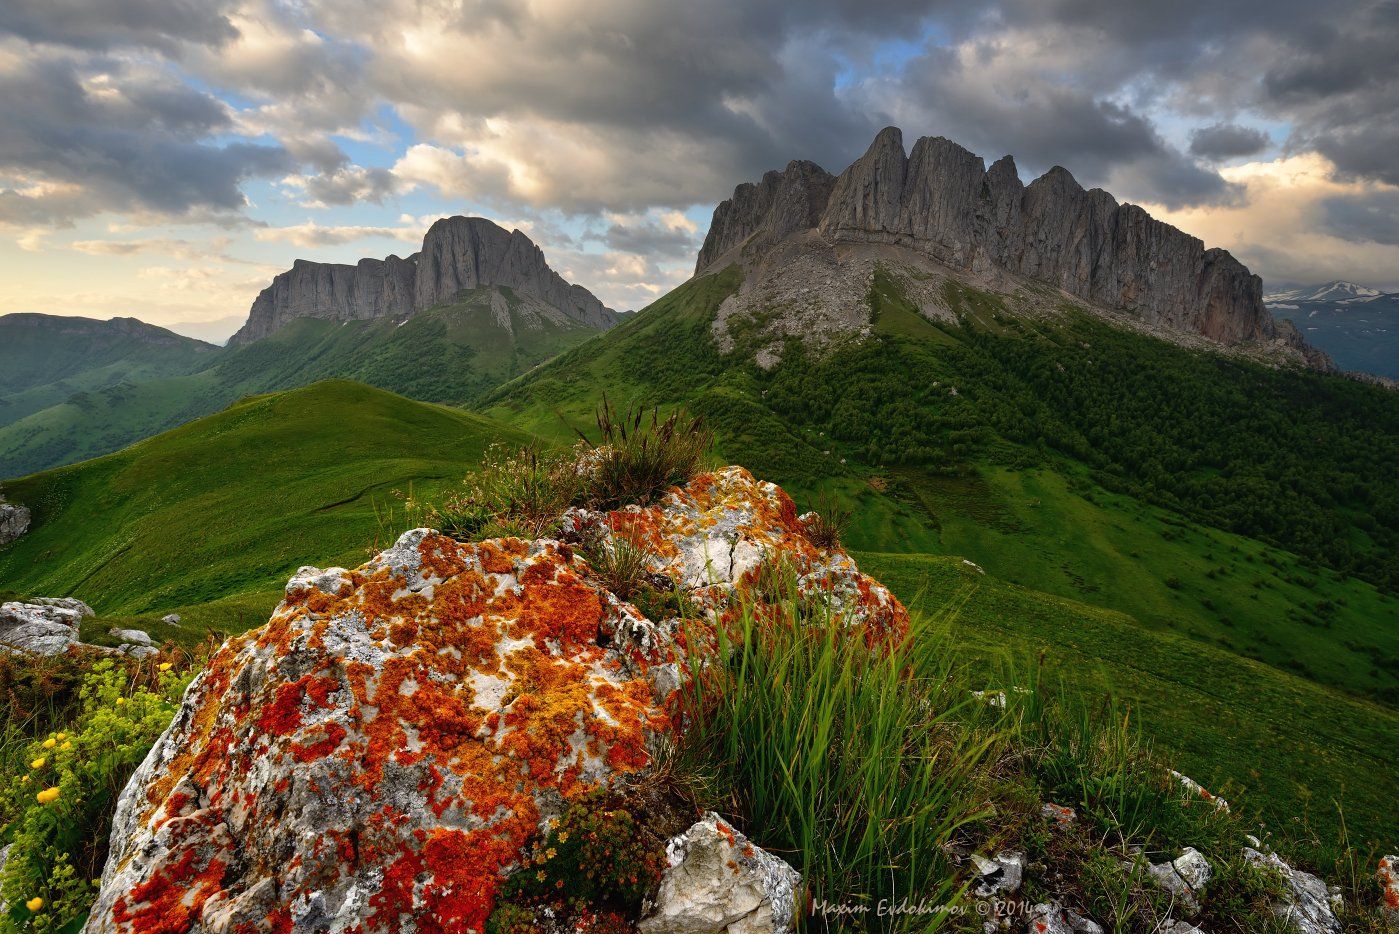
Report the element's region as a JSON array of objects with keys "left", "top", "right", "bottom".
[
  {"left": 1041, "top": 803, "right": 1076, "bottom": 826},
  {"left": 1148, "top": 847, "right": 1212, "bottom": 914},
  {"left": 972, "top": 851, "right": 1024, "bottom": 897},
  {"left": 162, "top": 614, "right": 182, "bottom": 626},
  {"left": 1169, "top": 770, "right": 1230, "bottom": 812},
  {"left": 639, "top": 813, "right": 800, "bottom": 934},
  {"left": 110, "top": 628, "right": 155, "bottom": 647}
]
